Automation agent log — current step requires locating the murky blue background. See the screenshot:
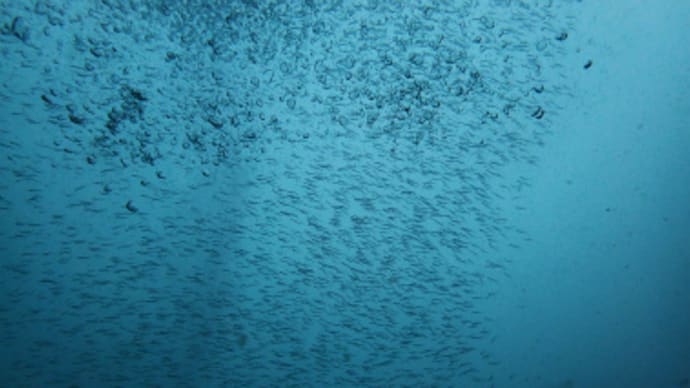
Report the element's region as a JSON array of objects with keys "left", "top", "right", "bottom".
[{"left": 1, "top": 1, "right": 688, "bottom": 387}]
